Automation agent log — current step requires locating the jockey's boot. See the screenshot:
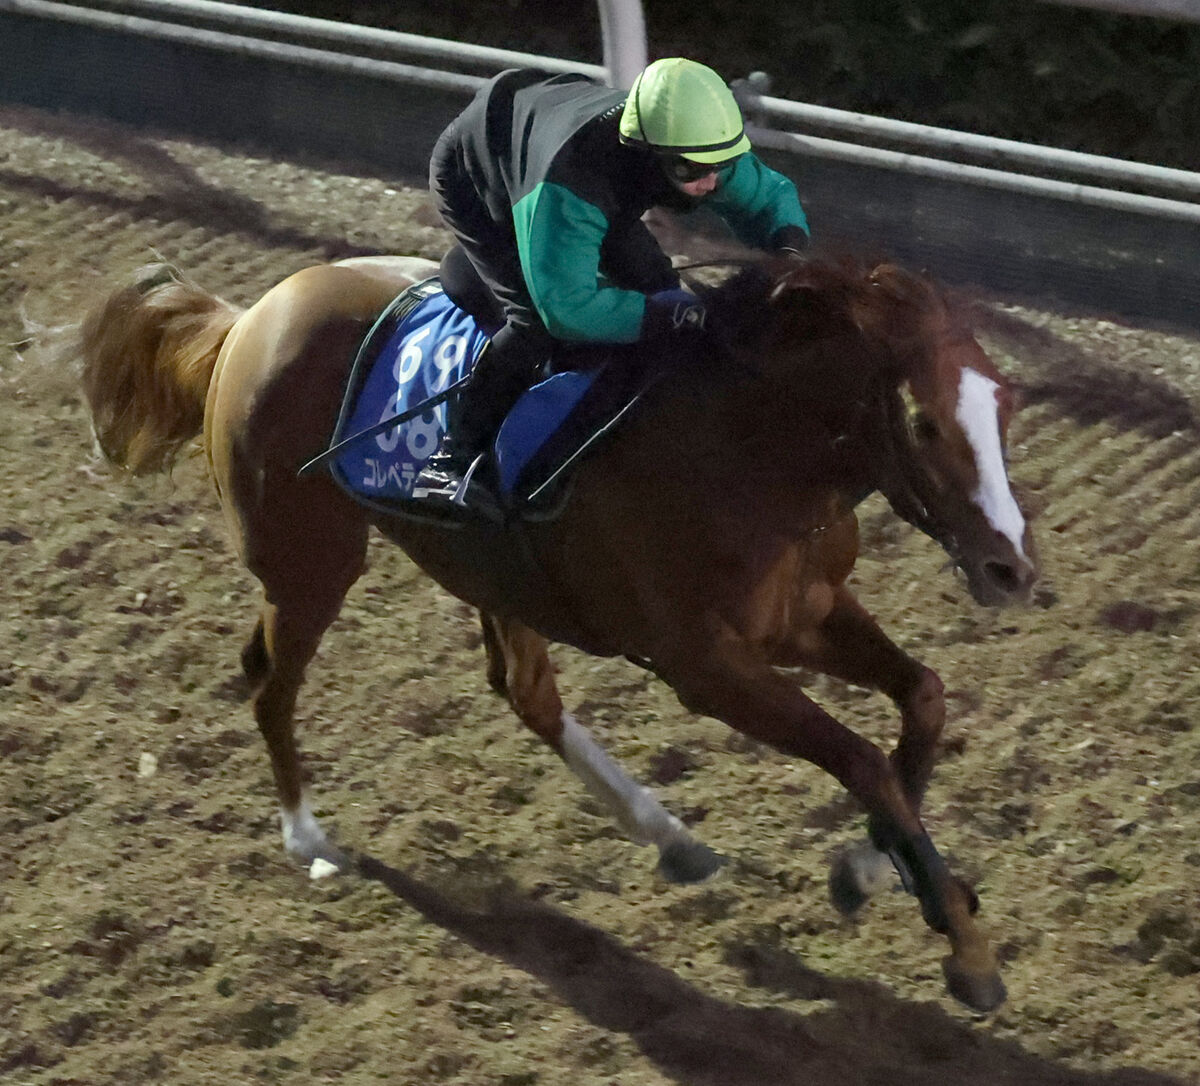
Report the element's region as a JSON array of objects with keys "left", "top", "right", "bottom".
[
  {"left": 411, "top": 428, "right": 490, "bottom": 509},
  {"left": 413, "top": 332, "right": 545, "bottom": 511}
]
